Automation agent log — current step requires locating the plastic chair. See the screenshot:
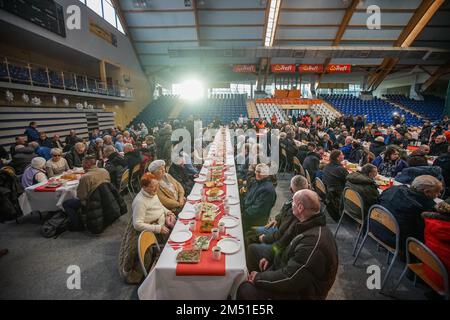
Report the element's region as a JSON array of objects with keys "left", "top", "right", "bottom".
[
  {"left": 314, "top": 177, "right": 327, "bottom": 202},
  {"left": 334, "top": 187, "right": 366, "bottom": 256},
  {"left": 391, "top": 237, "right": 449, "bottom": 299},
  {"left": 138, "top": 230, "right": 160, "bottom": 277},
  {"left": 353, "top": 205, "right": 400, "bottom": 291}
]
